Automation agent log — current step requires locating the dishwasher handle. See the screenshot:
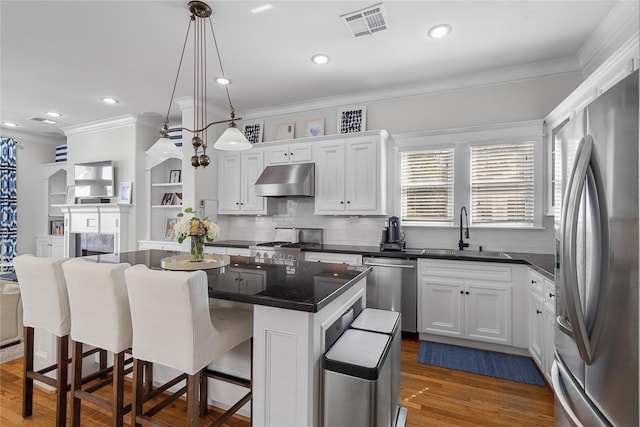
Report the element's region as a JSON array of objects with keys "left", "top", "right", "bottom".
[{"left": 364, "top": 261, "right": 415, "bottom": 269}]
